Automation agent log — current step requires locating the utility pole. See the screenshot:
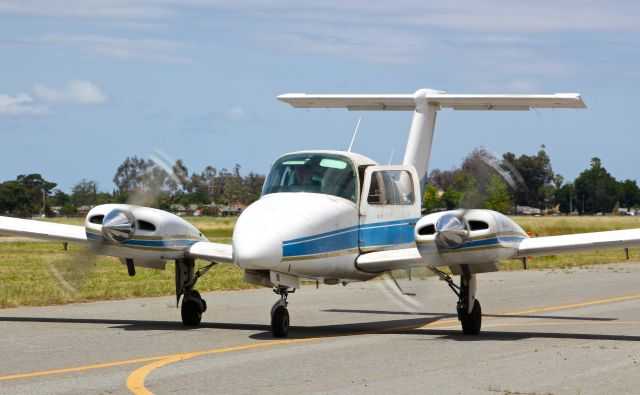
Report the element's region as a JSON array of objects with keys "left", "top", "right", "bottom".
[
  {"left": 42, "top": 189, "right": 46, "bottom": 218},
  {"left": 569, "top": 183, "right": 573, "bottom": 214}
]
